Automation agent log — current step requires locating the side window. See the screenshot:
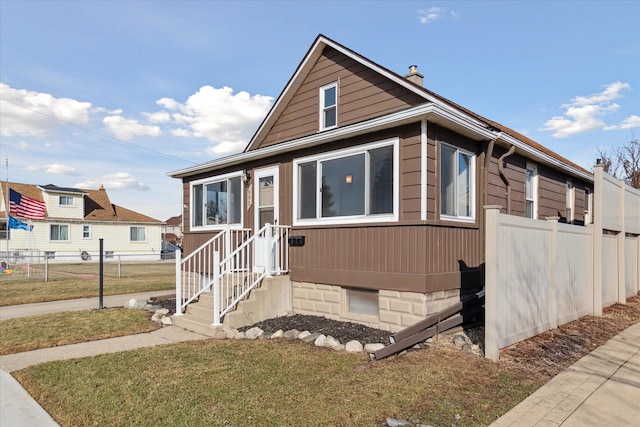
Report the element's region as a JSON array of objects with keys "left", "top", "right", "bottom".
[
  {"left": 50, "top": 224, "right": 70, "bottom": 241},
  {"left": 83, "top": 225, "right": 91, "bottom": 239},
  {"left": 566, "top": 180, "right": 575, "bottom": 223},
  {"left": 130, "top": 226, "right": 147, "bottom": 242},
  {"left": 191, "top": 174, "right": 243, "bottom": 229},
  {"left": 525, "top": 163, "right": 538, "bottom": 219},
  {"left": 319, "top": 82, "right": 337, "bottom": 130},
  {"left": 584, "top": 188, "right": 592, "bottom": 224},
  {"left": 440, "top": 143, "right": 475, "bottom": 221}
]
